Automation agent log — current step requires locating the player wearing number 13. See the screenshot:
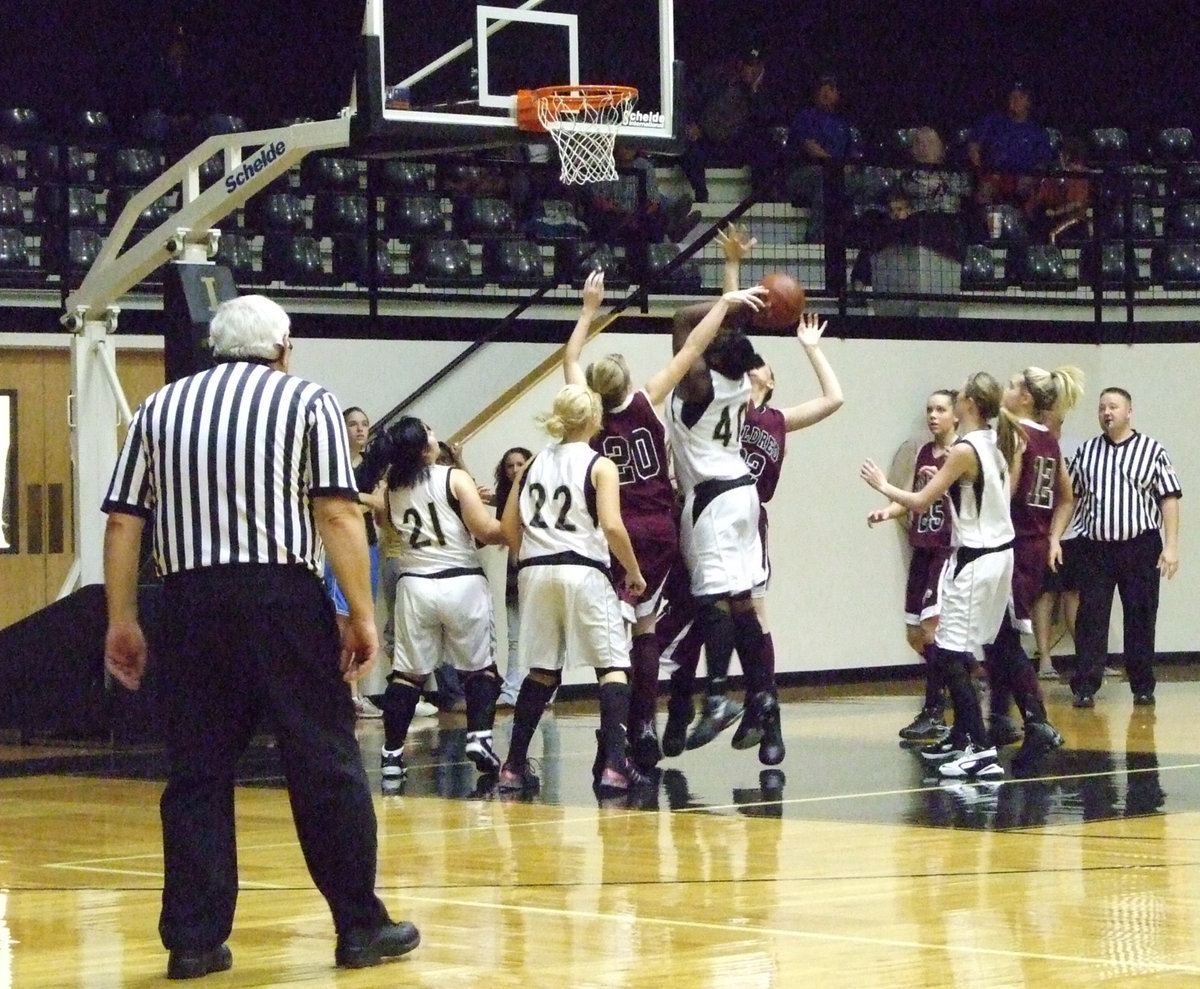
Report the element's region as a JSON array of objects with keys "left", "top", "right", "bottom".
[{"left": 563, "top": 271, "right": 762, "bottom": 770}]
